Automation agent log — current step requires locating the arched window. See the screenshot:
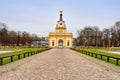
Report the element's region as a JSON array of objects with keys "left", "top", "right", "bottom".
[
  {"left": 52, "top": 40, "right": 54, "bottom": 46},
  {"left": 67, "top": 40, "right": 69, "bottom": 46}
]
